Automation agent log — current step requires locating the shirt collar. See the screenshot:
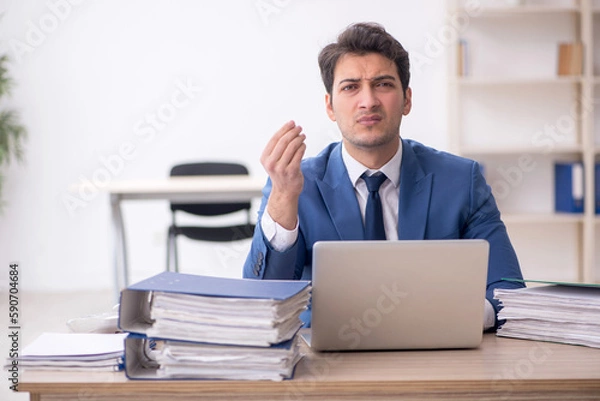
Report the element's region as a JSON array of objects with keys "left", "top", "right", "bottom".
[{"left": 341, "top": 139, "right": 402, "bottom": 188}]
